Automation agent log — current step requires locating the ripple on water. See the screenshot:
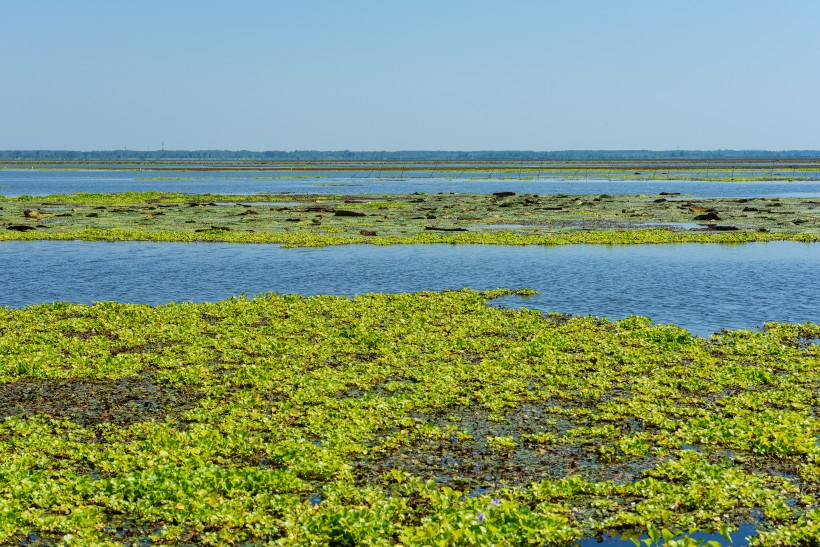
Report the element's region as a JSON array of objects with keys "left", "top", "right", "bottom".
[
  {"left": 575, "top": 522, "right": 757, "bottom": 546},
  {"left": 1, "top": 241, "right": 818, "bottom": 337},
  {"left": 2, "top": 169, "right": 820, "bottom": 197}
]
